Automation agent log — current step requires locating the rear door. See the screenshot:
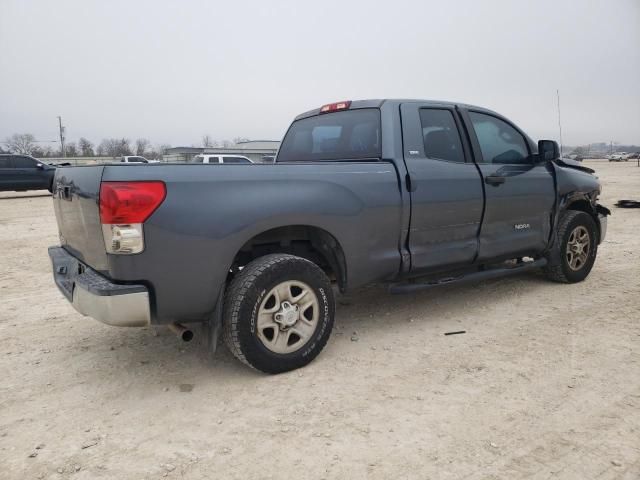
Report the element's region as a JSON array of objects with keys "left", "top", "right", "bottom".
[
  {"left": 0, "top": 156, "right": 17, "bottom": 190},
  {"left": 400, "top": 103, "right": 484, "bottom": 272},
  {"left": 461, "top": 109, "right": 555, "bottom": 260}
]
